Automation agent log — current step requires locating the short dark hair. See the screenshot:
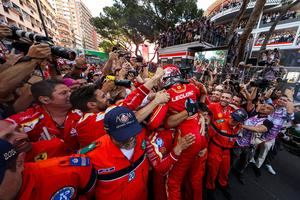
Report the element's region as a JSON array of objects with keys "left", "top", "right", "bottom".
[
  {"left": 31, "top": 79, "right": 65, "bottom": 102},
  {"left": 222, "top": 91, "right": 233, "bottom": 96},
  {"left": 70, "top": 85, "right": 97, "bottom": 112}
]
